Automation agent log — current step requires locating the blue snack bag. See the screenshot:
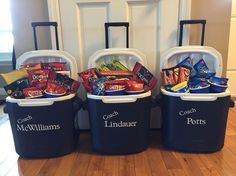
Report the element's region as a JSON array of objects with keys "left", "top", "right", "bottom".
[
  {"left": 177, "top": 57, "right": 196, "bottom": 77},
  {"left": 91, "top": 77, "right": 108, "bottom": 95},
  {"left": 193, "top": 59, "right": 216, "bottom": 79},
  {"left": 209, "top": 76, "right": 228, "bottom": 86}
]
